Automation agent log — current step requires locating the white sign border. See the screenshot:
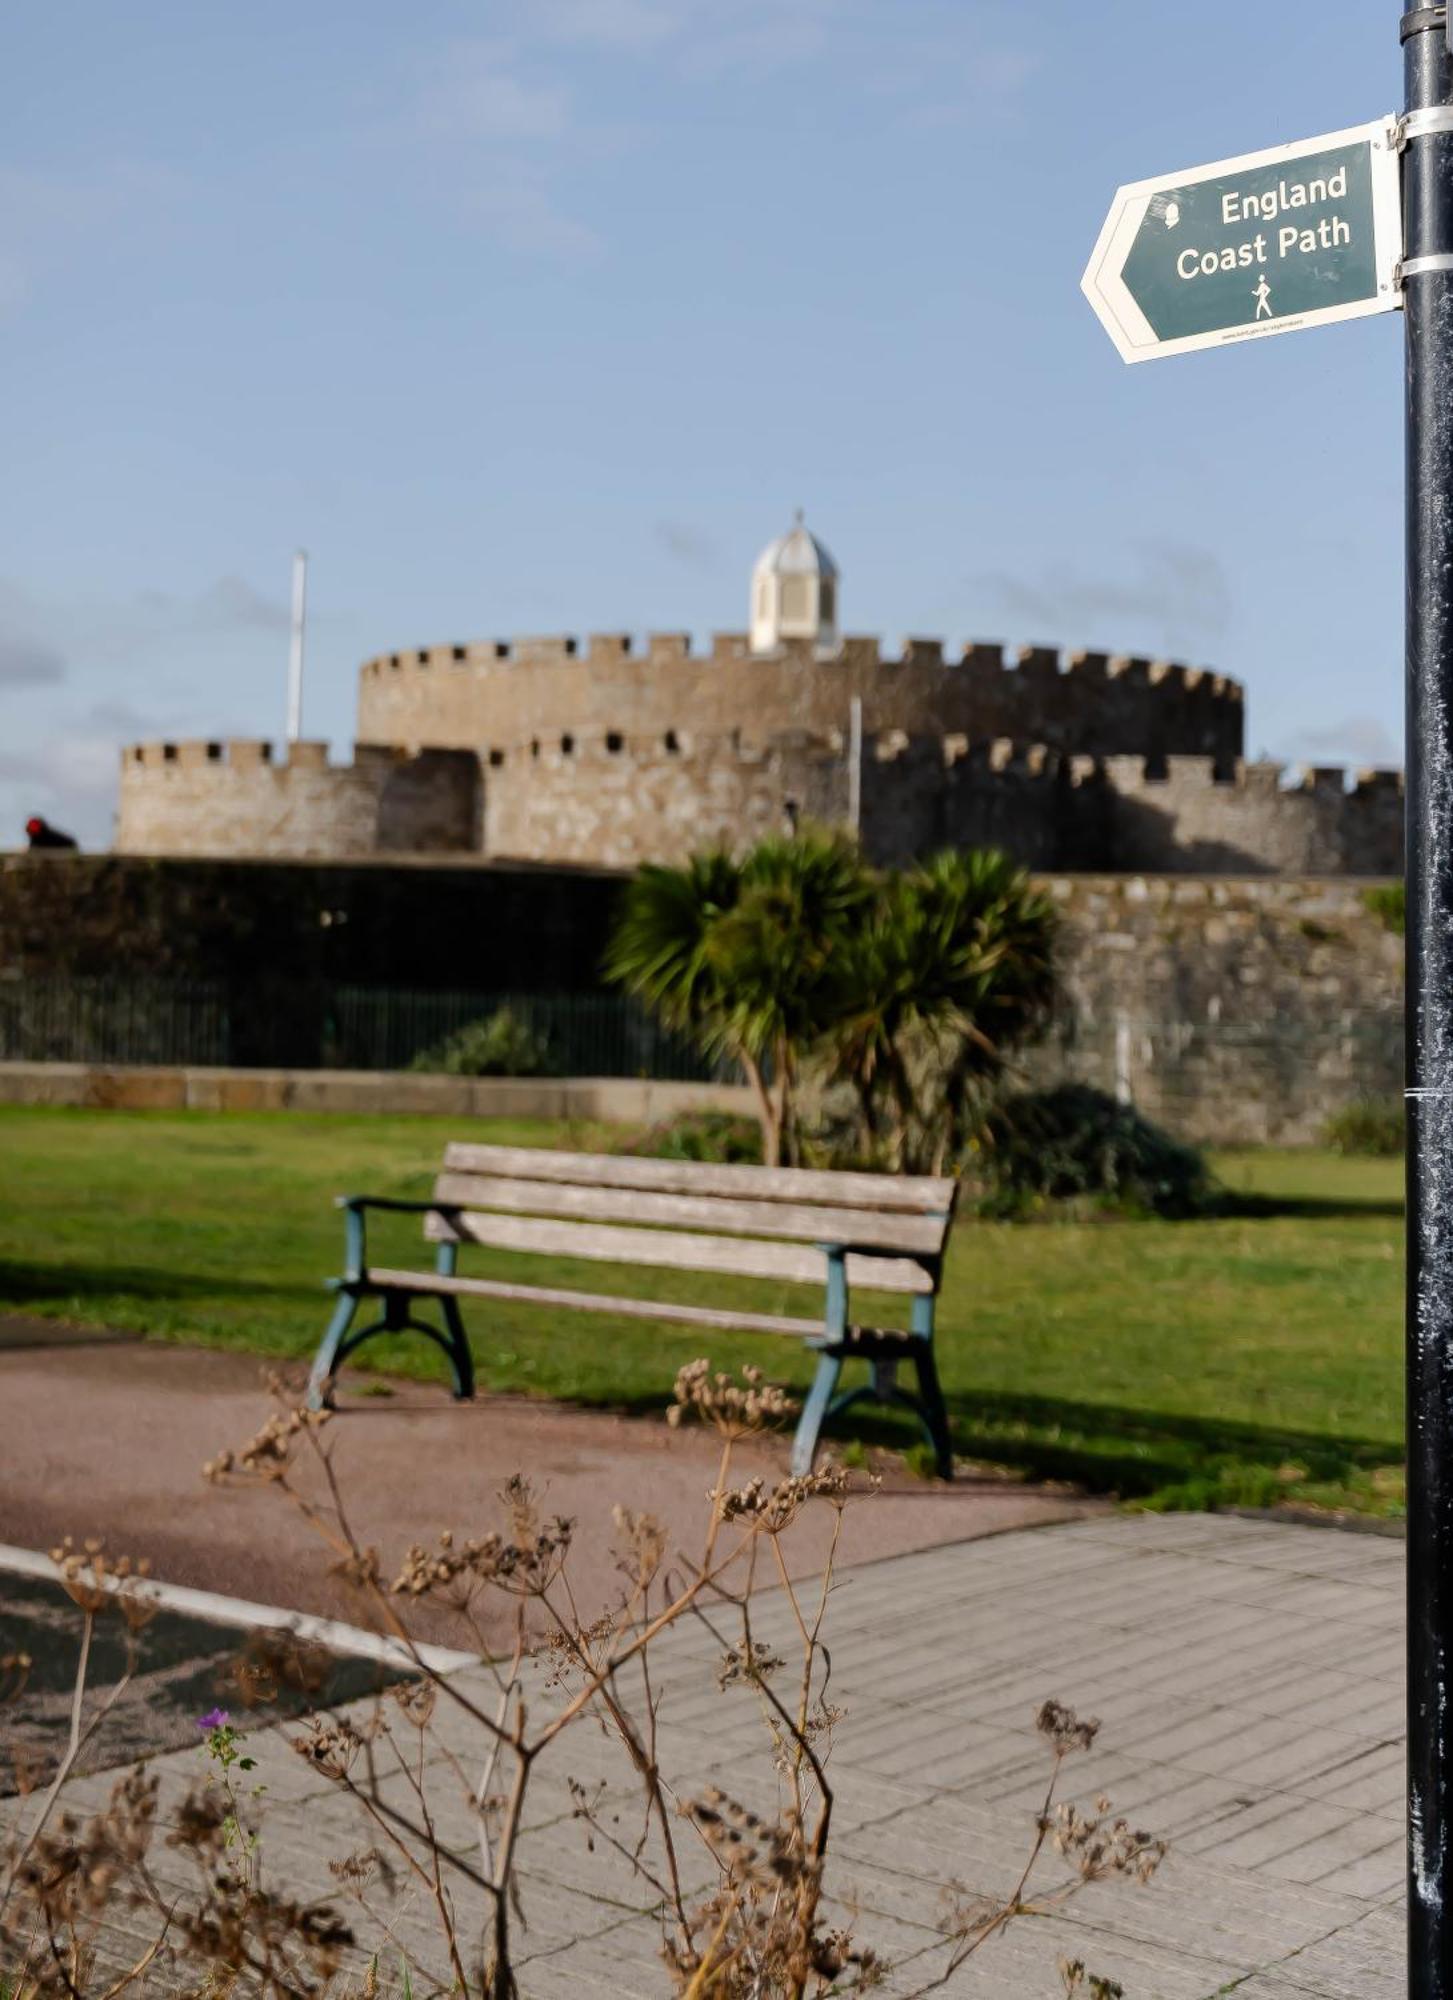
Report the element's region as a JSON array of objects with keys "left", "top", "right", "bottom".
[{"left": 1082, "top": 117, "right": 1402, "bottom": 364}]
